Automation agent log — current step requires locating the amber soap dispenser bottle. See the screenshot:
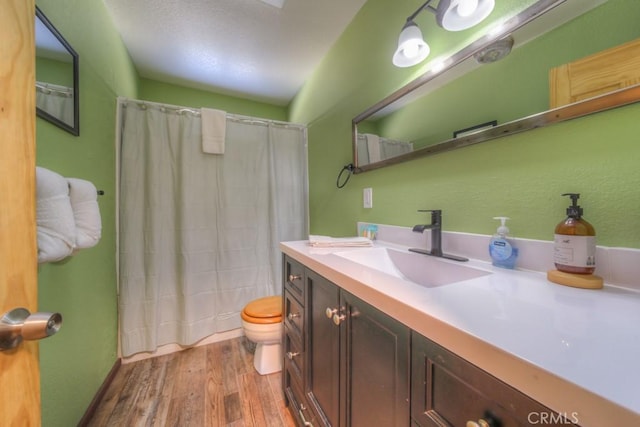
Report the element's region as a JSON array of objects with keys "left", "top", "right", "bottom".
[{"left": 548, "top": 193, "right": 602, "bottom": 289}]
